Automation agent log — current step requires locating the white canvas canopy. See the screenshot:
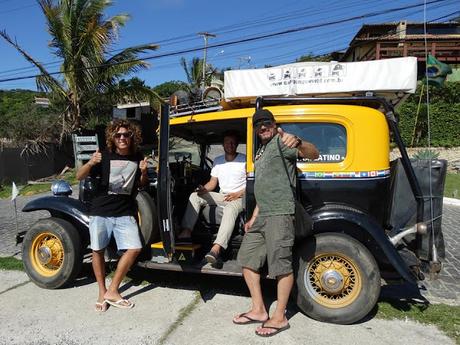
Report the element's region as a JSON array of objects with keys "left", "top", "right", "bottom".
[{"left": 224, "top": 57, "right": 417, "bottom": 101}]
